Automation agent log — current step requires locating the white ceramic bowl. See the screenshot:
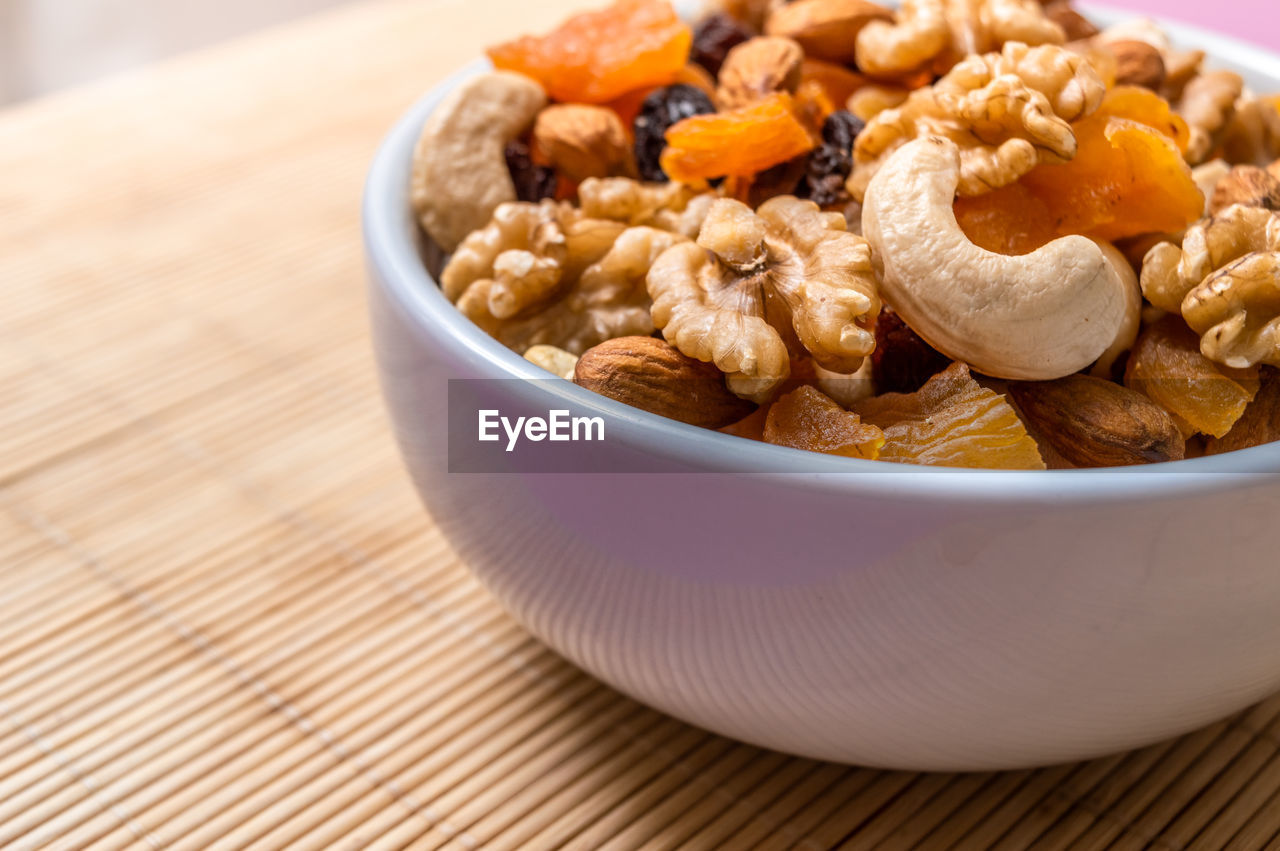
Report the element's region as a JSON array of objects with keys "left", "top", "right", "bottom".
[{"left": 364, "top": 10, "right": 1280, "bottom": 770}]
